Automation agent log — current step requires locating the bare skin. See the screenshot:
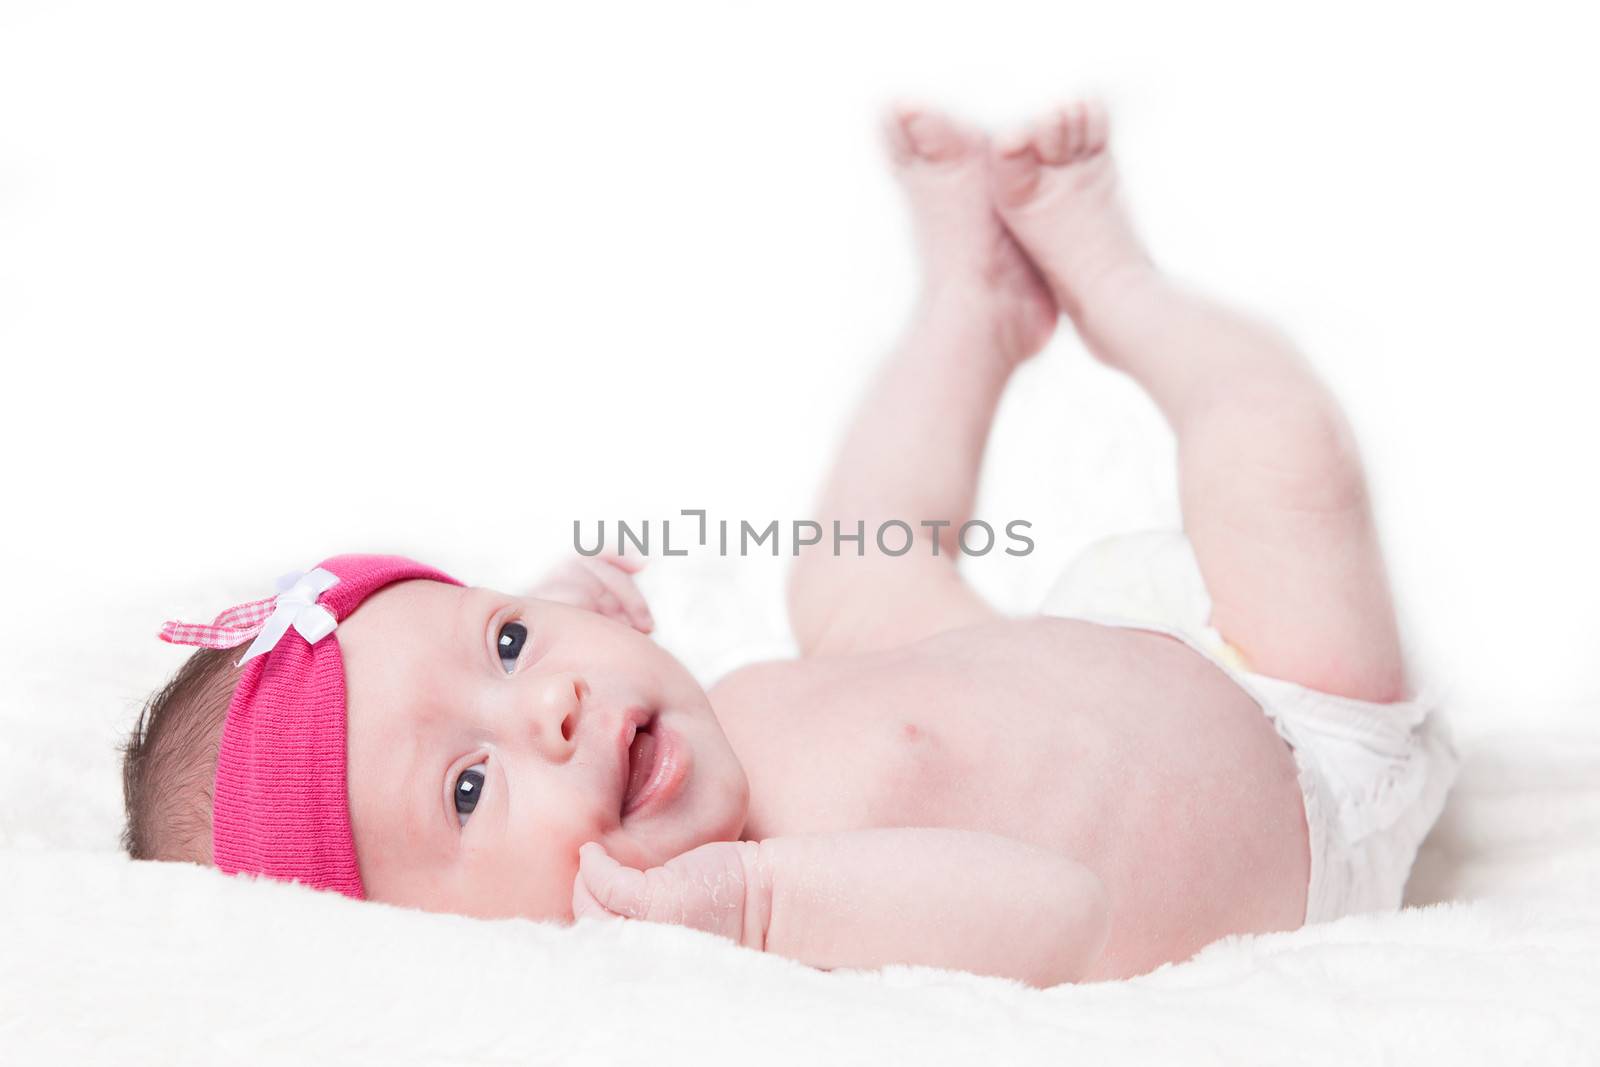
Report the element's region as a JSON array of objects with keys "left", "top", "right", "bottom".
[{"left": 341, "top": 102, "right": 1406, "bottom": 987}]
